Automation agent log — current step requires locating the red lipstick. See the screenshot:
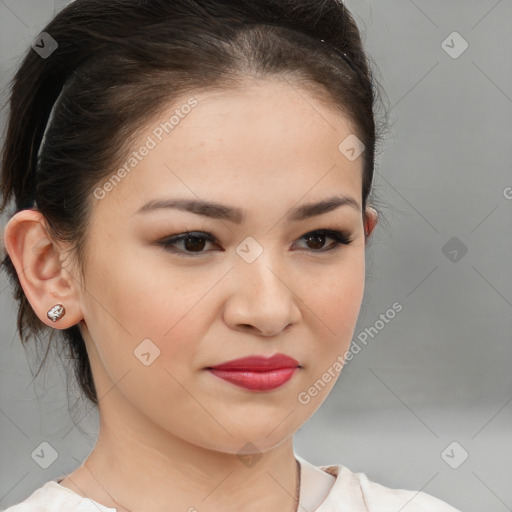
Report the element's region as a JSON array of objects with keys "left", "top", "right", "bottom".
[{"left": 207, "top": 354, "right": 300, "bottom": 391}]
